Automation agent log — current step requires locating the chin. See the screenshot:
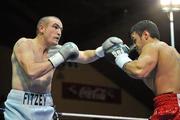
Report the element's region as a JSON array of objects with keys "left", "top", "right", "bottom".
[
  {"left": 49, "top": 43, "right": 57, "bottom": 47},
  {"left": 138, "top": 50, "right": 142, "bottom": 54},
  {"left": 136, "top": 49, "right": 141, "bottom": 54},
  {"left": 52, "top": 42, "right": 58, "bottom": 45}
]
